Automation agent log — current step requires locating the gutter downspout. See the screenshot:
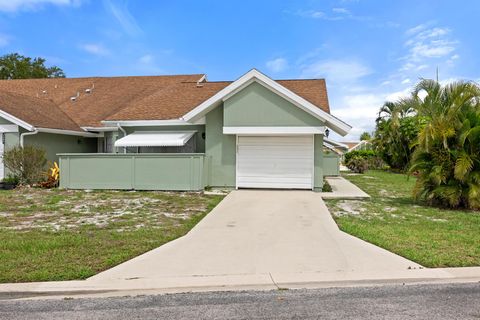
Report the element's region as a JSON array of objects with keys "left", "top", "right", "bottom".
[
  {"left": 20, "top": 129, "right": 38, "bottom": 147},
  {"left": 117, "top": 124, "right": 127, "bottom": 154}
]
